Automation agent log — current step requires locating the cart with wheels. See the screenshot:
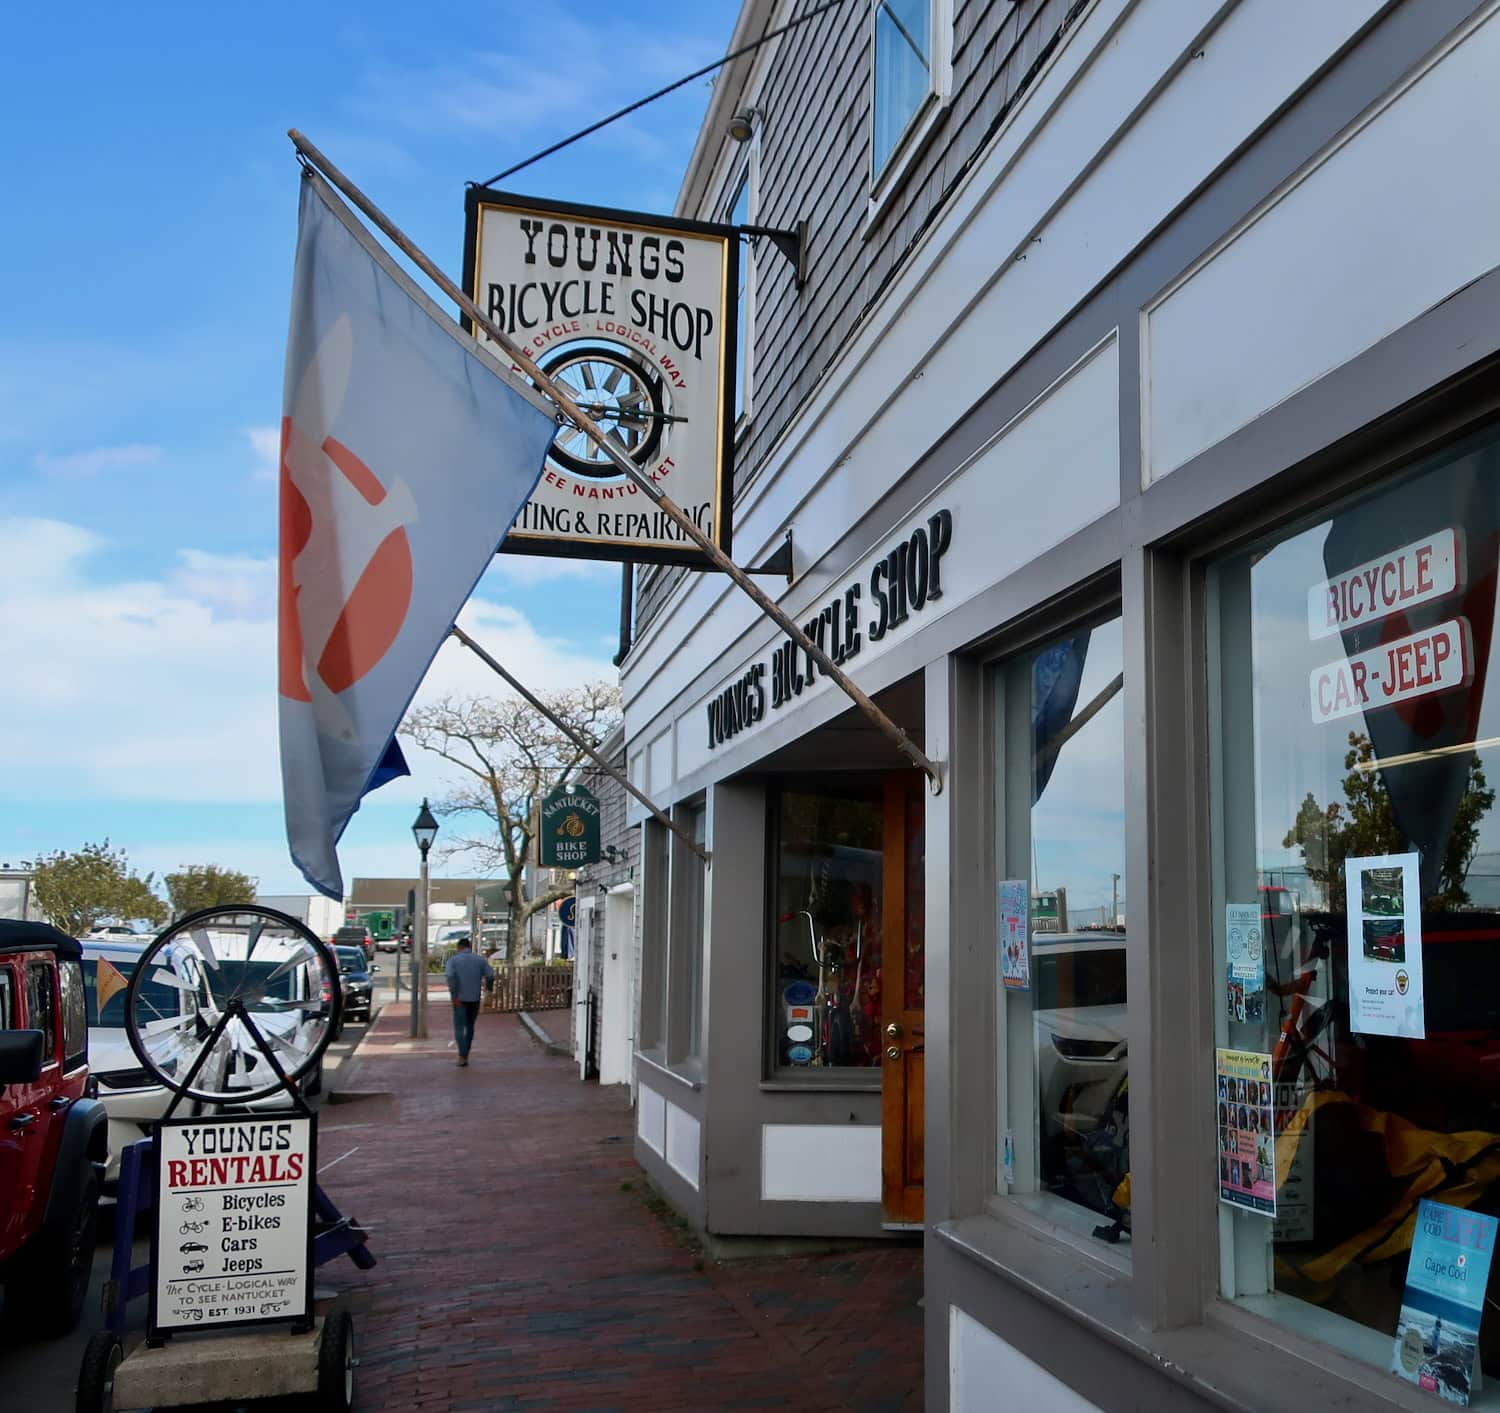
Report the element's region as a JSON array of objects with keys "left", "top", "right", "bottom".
[{"left": 75, "top": 905, "right": 377, "bottom": 1413}]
